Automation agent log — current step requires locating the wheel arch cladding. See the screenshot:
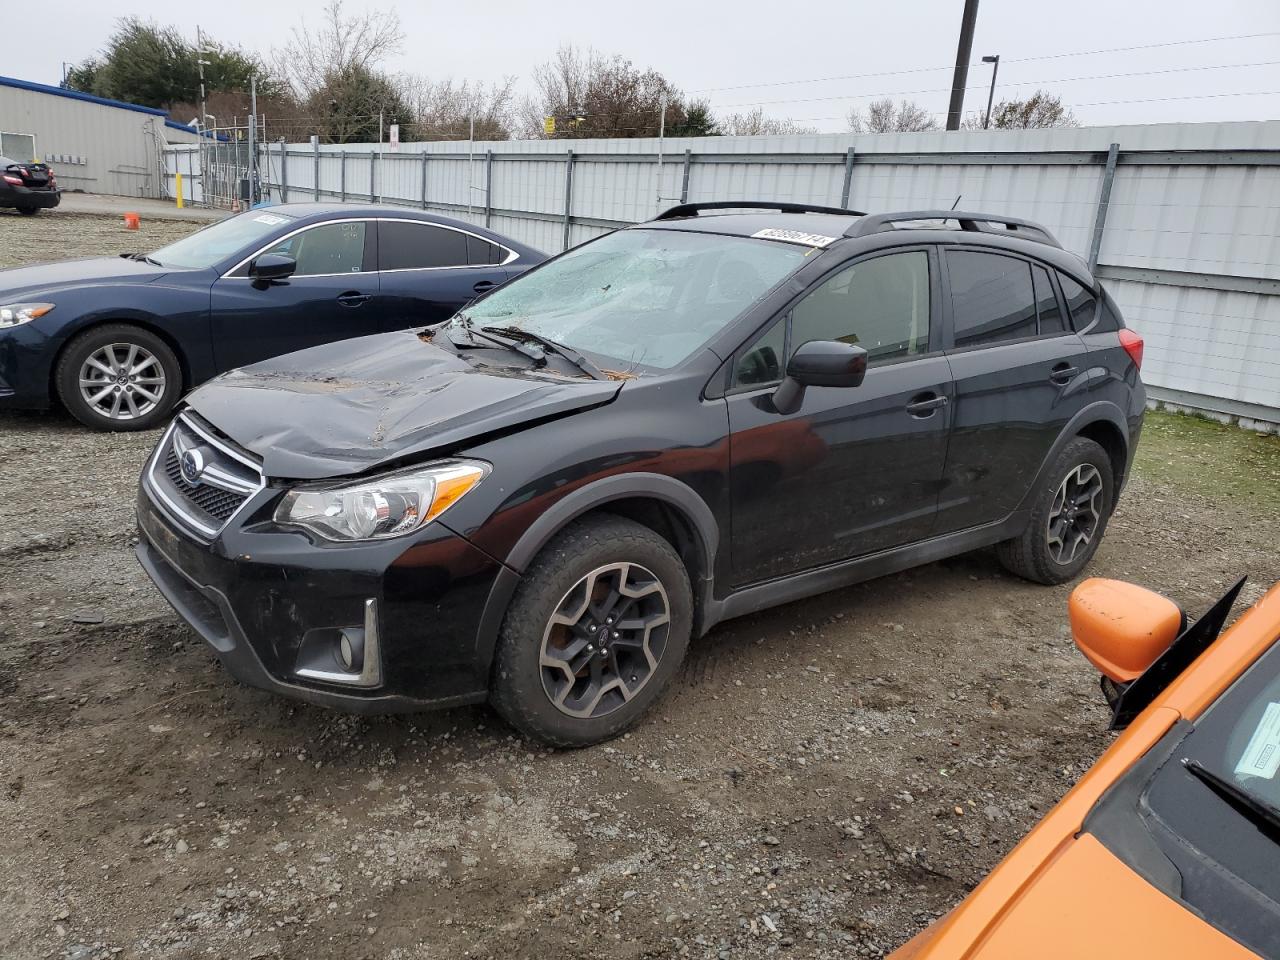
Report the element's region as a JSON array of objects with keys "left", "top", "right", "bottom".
[
  {"left": 51, "top": 318, "right": 190, "bottom": 401},
  {"left": 468, "top": 472, "right": 720, "bottom": 688},
  {"left": 1076, "top": 417, "right": 1129, "bottom": 489}
]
